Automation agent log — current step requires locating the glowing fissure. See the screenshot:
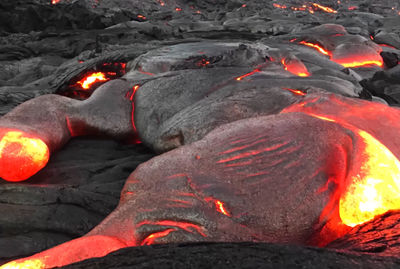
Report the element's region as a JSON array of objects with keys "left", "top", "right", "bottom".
[
  {"left": 0, "top": 131, "right": 49, "bottom": 182},
  {"left": 282, "top": 88, "right": 306, "bottom": 96},
  {"left": 141, "top": 228, "right": 175, "bottom": 245},
  {"left": 302, "top": 113, "right": 400, "bottom": 227},
  {"left": 137, "top": 220, "right": 206, "bottom": 237},
  {"left": 236, "top": 69, "right": 260, "bottom": 81},
  {"left": 298, "top": 41, "right": 330, "bottom": 56},
  {"left": 125, "top": 85, "right": 140, "bottom": 133},
  {"left": 217, "top": 141, "right": 289, "bottom": 164}
]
